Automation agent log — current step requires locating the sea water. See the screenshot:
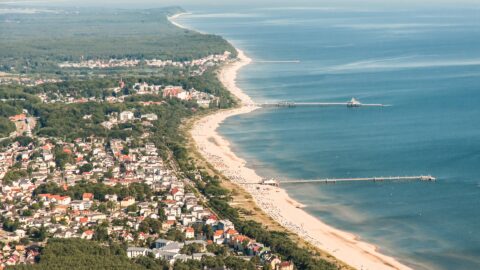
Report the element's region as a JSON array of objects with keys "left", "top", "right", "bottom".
[{"left": 177, "top": 3, "right": 480, "bottom": 269}]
